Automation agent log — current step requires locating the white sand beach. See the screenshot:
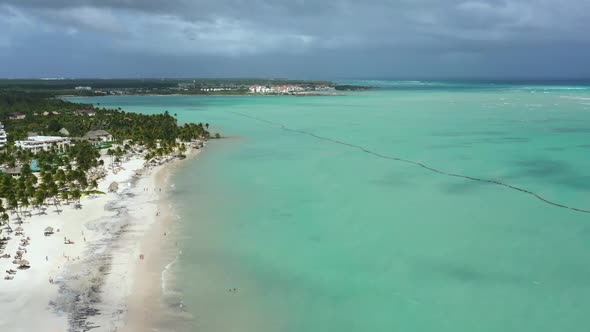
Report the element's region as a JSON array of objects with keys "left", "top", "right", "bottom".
[{"left": 0, "top": 149, "right": 201, "bottom": 331}]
